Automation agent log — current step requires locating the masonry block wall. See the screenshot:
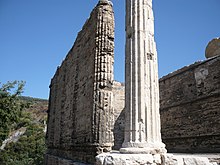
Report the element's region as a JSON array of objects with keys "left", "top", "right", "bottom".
[
  {"left": 45, "top": 1, "right": 114, "bottom": 164},
  {"left": 160, "top": 55, "right": 220, "bottom": 153},
  {"left": 112, "top": 56, "right": 220, "bottom": 153}
]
